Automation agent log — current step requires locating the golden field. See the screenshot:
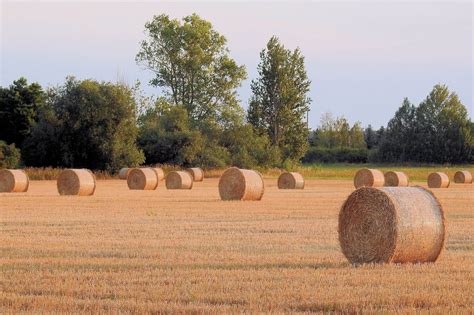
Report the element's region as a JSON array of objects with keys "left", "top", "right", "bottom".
[{"left": 1, "top": 178, "right": 473, "bottom": 313}]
